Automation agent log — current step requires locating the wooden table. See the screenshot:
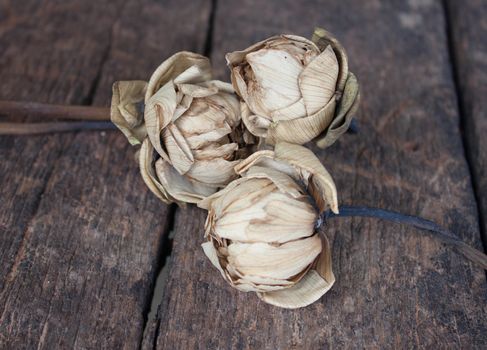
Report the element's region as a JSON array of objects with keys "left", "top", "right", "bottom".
[{"left": 1, "top": 0, "right": 486, "bottom": 348}]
